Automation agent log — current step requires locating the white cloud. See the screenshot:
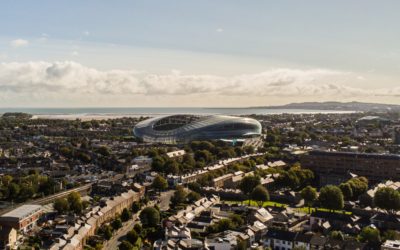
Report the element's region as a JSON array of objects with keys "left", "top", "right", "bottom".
[
  {"left": 70, "top": 51, "right": 79, "bottom": 56},
  {"left": 37, "top": 38, "right": 46, "bottom": 42},
  {"left": 357, "top": 76, "right": 365, "bottom": 80},
  {"left": 1, "top": 61, "right": 400, "bottom": 105},
  {"left": 10, "top": 39, "right": 28, "bottom": 48},
  {"left": 109, "top": 44, "right": 116, "bottom": 47},
  {"left": 42, "top": 33, "right": 49, "bottom": 37},
  {"left": 0, "top": 54, "right": 7, "bottom": 59},
  {"left": 216, "top": 28, "right": 223, "bottom": 32},
  {"left": 83, "top": 31, "right": 89, "bottom": 35}
]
